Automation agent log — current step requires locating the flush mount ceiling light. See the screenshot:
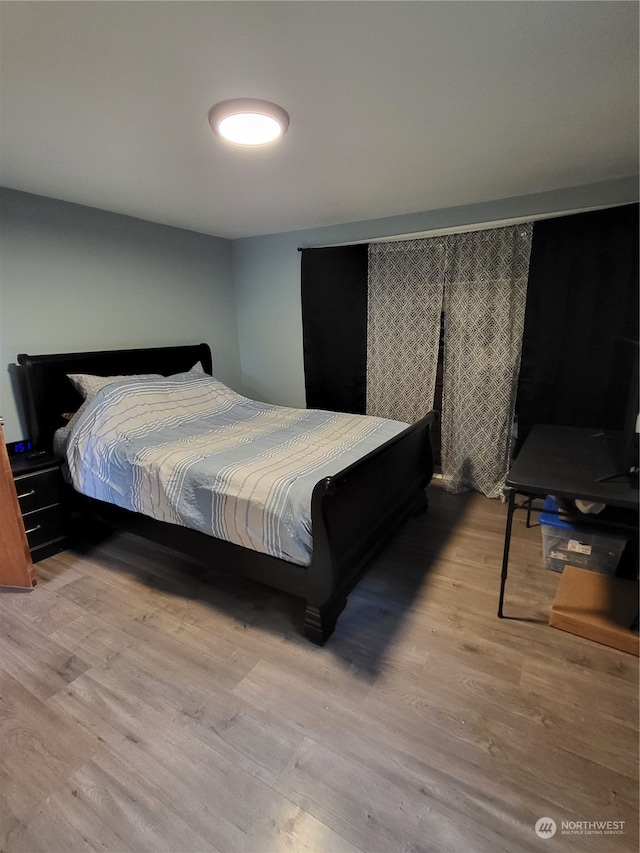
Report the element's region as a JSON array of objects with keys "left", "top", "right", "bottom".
[{"left": 208, "top": 98, "right": 290, "bottom": 146}]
